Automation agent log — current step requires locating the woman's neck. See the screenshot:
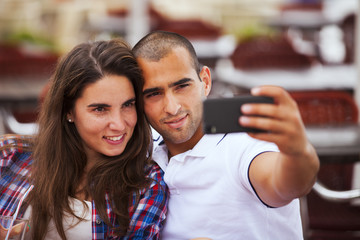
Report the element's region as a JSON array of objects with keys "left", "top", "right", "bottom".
[
  {"left": 76, "top": 177, "right": 91, "bottom": 201},
  {"left": 75, "top": 162, "right": 94, "bottom": 201}
]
